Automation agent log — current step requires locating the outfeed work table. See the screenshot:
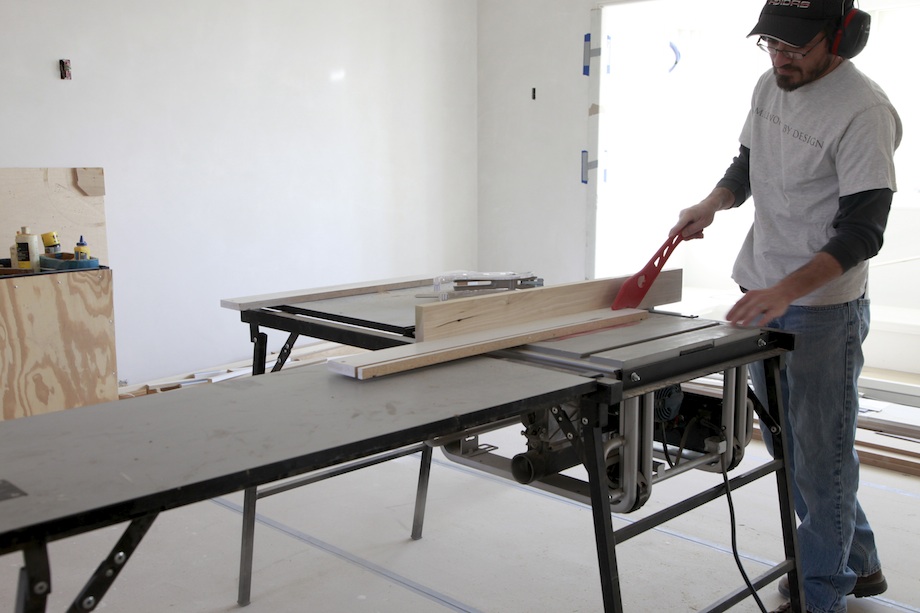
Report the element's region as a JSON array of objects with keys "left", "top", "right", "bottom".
[
  {"left": 0, "top": 358, "right": 596, "bottom": 613},
  {"left": 223, "top": 276, "right": 805, "bottom": 613}
]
